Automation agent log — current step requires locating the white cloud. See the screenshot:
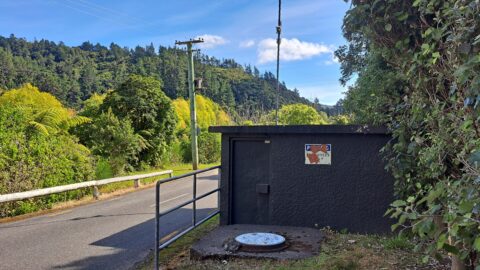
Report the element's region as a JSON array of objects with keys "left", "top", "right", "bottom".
[
  {"left": 239, "top": 39, "right": 255, "bottom": 48},
  {"left": 257, "top": 38, "right": 332, "bottom": 64},
  {"left": 195, "top": 34, "right": 227, "bottom": 49},
  {"left": 324, "top": 54, "right": 339, "bottom": 65}
]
